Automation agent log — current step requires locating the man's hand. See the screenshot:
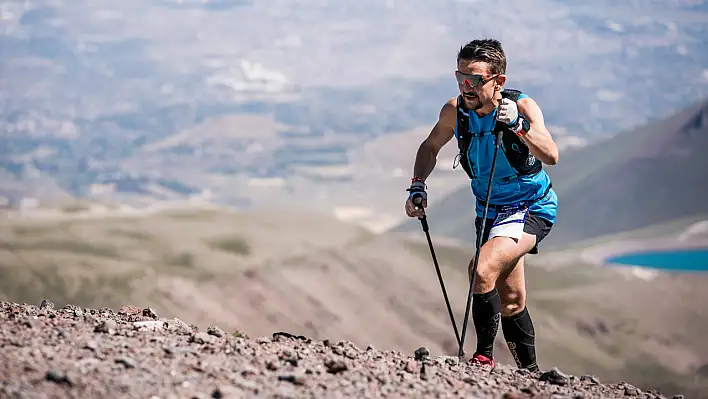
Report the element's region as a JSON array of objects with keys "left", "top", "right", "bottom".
[
  {"left": 496, "top": 98, "right": 519, "bottom": 126},
  {"left": 405, "top": 180, "right": 427, "bottom": 218}
]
